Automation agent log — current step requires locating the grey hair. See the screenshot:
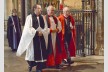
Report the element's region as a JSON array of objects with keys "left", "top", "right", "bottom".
[{"left": 47, "top": 5, "right": 55, "bottom": 11}]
